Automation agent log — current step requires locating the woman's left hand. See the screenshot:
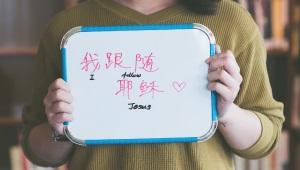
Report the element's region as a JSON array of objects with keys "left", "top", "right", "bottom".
[{"left": 205, "top": 46, "right": 243, "bottom": 118}]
